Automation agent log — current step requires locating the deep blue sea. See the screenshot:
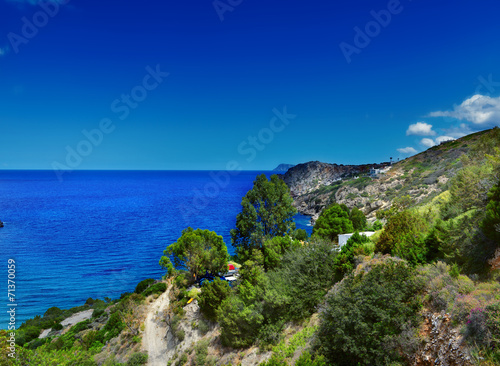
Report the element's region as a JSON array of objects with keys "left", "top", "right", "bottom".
[{"left": 0, "top": 170, "right": 312, "bottom": 329}]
